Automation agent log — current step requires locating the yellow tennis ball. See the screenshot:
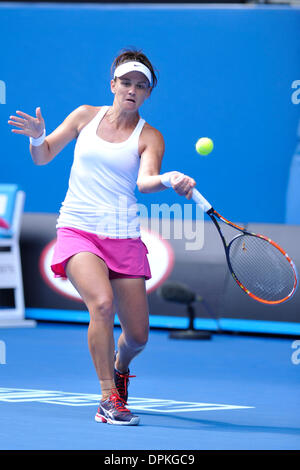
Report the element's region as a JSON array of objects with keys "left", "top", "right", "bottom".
[{"left": 195, "top": 137, "right": 214, "bottom": 155}]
